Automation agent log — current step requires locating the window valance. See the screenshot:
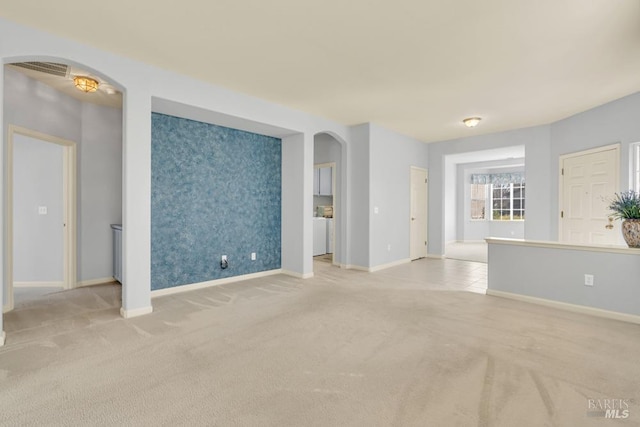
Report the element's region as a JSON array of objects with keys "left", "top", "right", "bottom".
[{"left": 470, "top": 172, "right": 525, "bottom": 185}]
